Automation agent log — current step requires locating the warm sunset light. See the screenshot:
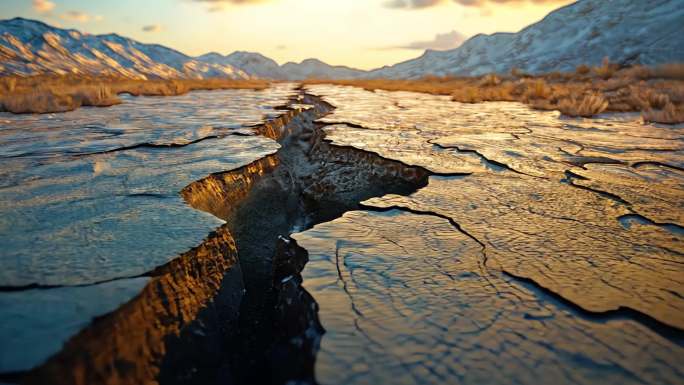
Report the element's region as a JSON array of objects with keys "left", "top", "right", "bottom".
[
  {"left": 4, "top": 0, "right": 573, "bottom": 69},
  {"left": 1, "top": 1, "right": 683, "bottom": 385}
]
